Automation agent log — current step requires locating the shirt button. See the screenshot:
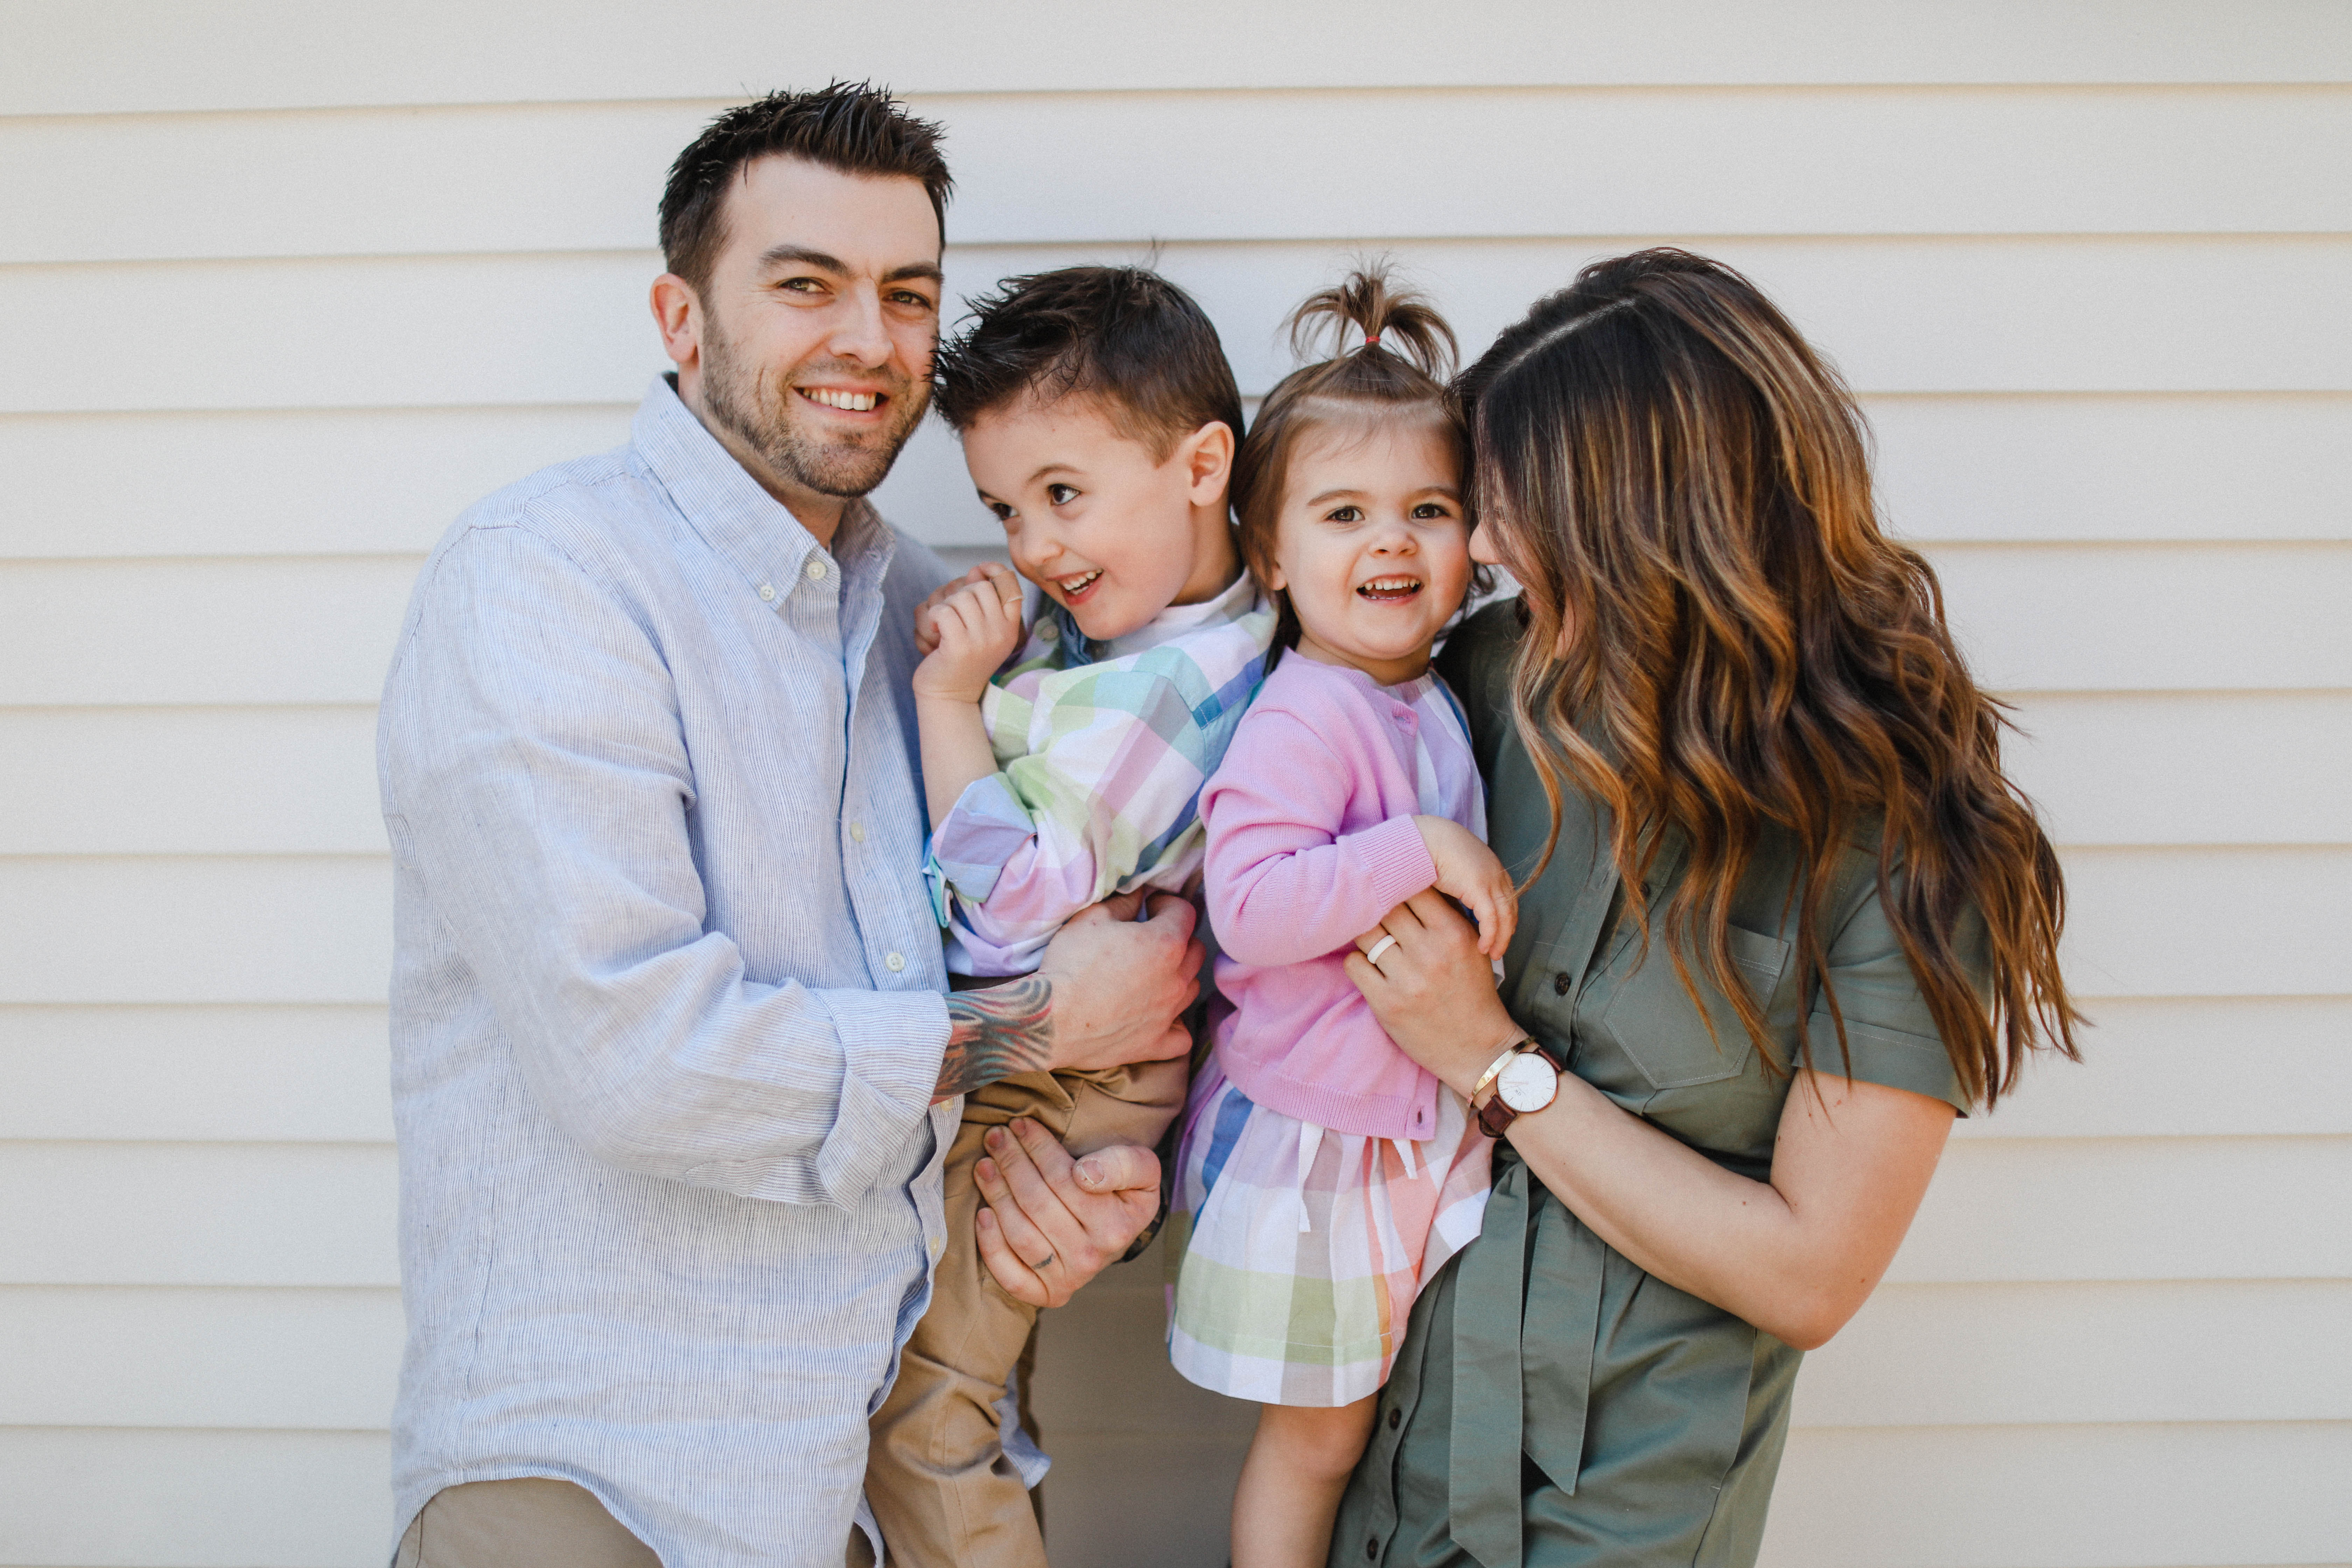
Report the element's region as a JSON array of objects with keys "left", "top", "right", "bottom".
[
  {"left": 1038, "top": 619, "right": 1058, "bottom": 642},
  {"left": 850, "top": 821, "right": 867, "bottom": 844},
  {"left": 885, "top": 951, "right": 906, "bottom": 972},
  {"left": 1387, "top": 1406, "right": 1401, "bottom": 1430},
  {"left": 1366, "top": 1538, "right": 1379, "bottom": 1560},
  {"left": 757, "top": 583, "right": 777, "bottom": 602},
  {"left": 805, "top": 558, "right": 828, "bottom": 580},
  {"left": 1553, "top": 971, "right": 1572, "bottom": 996}
]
